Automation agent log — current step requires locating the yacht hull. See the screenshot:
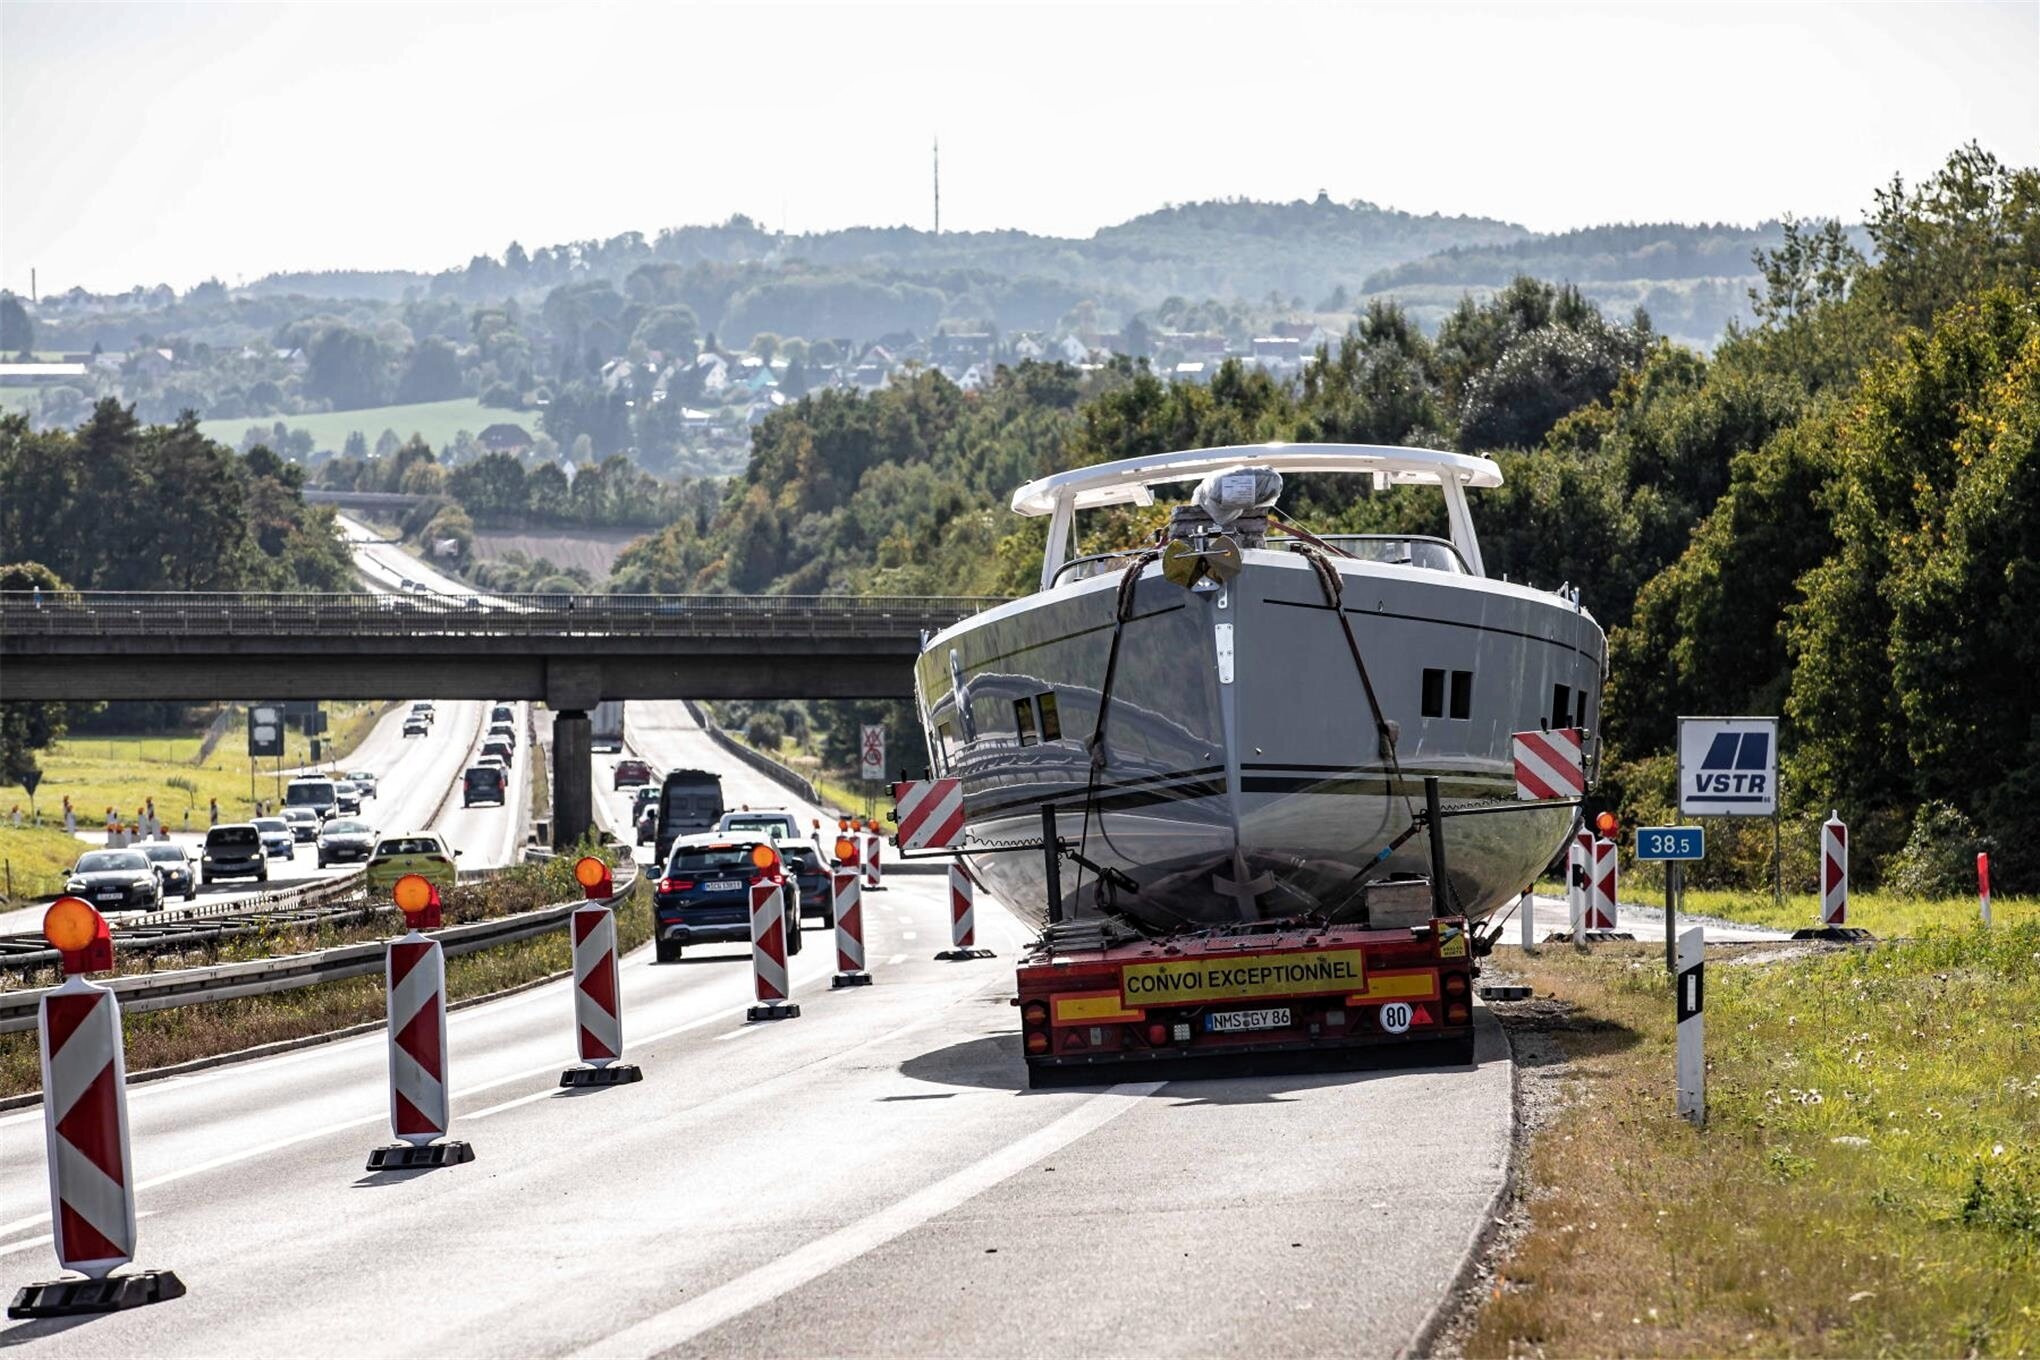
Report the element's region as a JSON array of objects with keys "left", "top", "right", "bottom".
[{"left": 914, "top": 550, "right": 1606, "bottom": 931}]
